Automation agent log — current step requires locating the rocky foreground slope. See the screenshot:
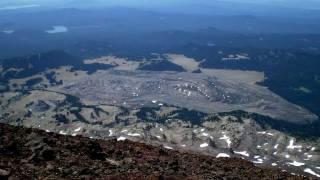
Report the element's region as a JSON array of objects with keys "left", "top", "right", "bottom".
[{"left": 0, "top": 123, "right": 313, "bottom": 179}]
